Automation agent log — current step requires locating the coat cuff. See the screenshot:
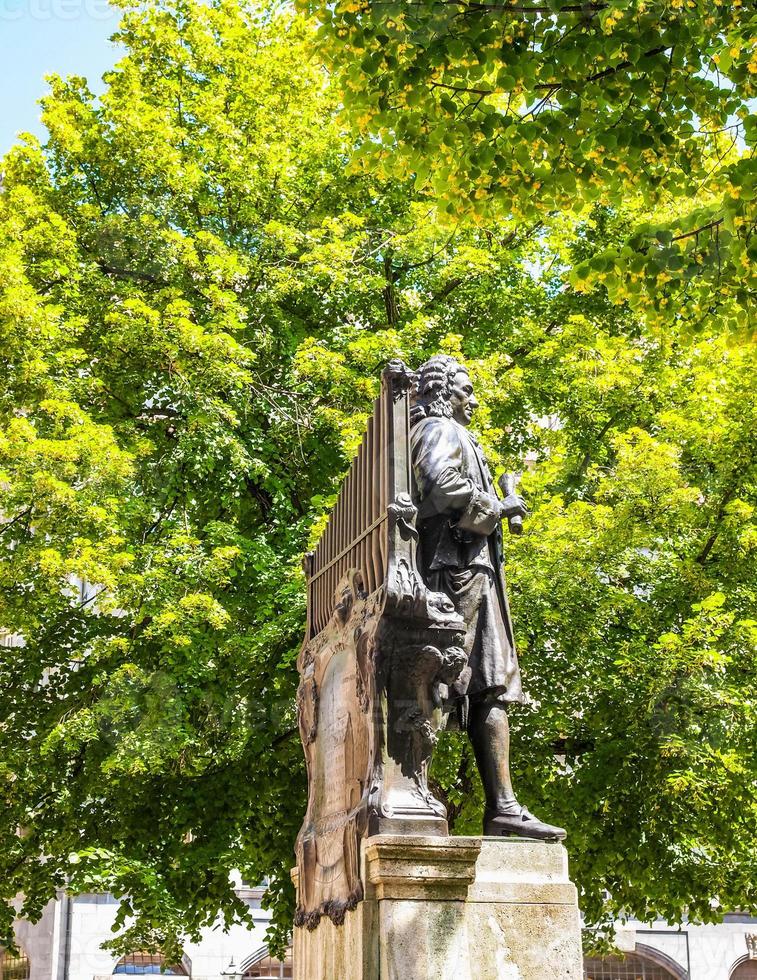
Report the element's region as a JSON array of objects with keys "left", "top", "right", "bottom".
[{"left": 455, "top": 488, "right": 501, "bottom": 536}]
